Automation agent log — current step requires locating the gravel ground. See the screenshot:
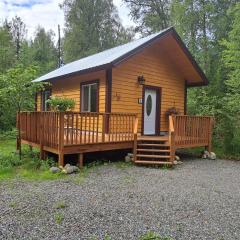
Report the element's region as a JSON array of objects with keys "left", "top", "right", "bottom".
[{"left": 0, "top": 158, "right": 240, "bottom": 240}]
